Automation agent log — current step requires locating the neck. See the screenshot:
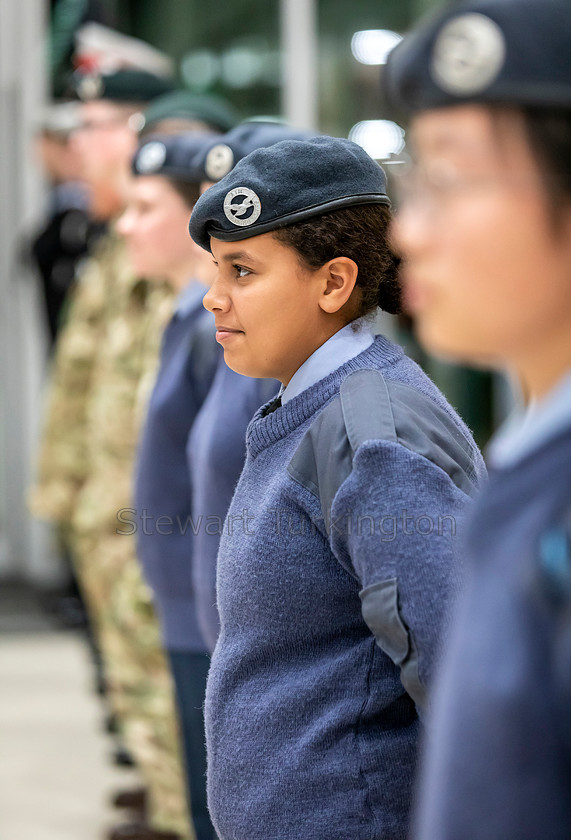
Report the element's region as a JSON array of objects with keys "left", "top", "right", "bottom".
[
  {"left": 513, "top": 322, "right": 571, "bottom": 402},
  {"left": 280, "top": 316, "right": 354, "bottom": 386}
]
